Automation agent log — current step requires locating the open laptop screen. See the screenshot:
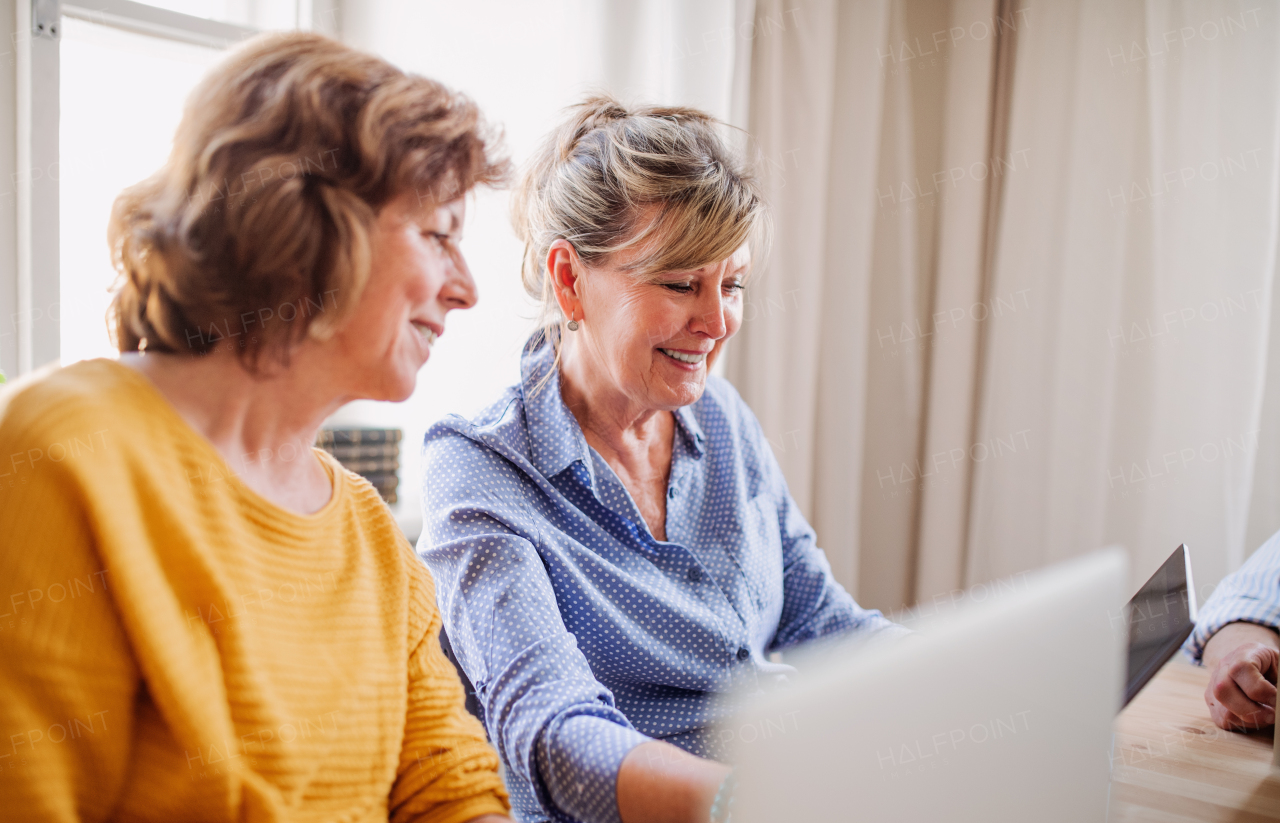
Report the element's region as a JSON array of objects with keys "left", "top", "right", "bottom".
[{"left": 1123, "top": 544, "right": 1196, "bottom": 706}]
